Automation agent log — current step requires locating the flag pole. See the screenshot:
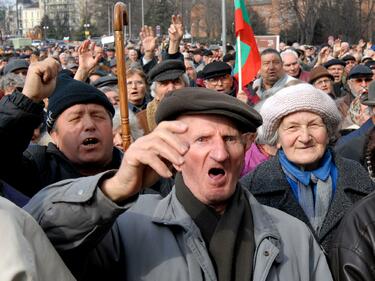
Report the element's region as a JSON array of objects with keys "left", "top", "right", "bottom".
[{"left": 237, "top": 35, "right": 242, "bottom": 90}]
